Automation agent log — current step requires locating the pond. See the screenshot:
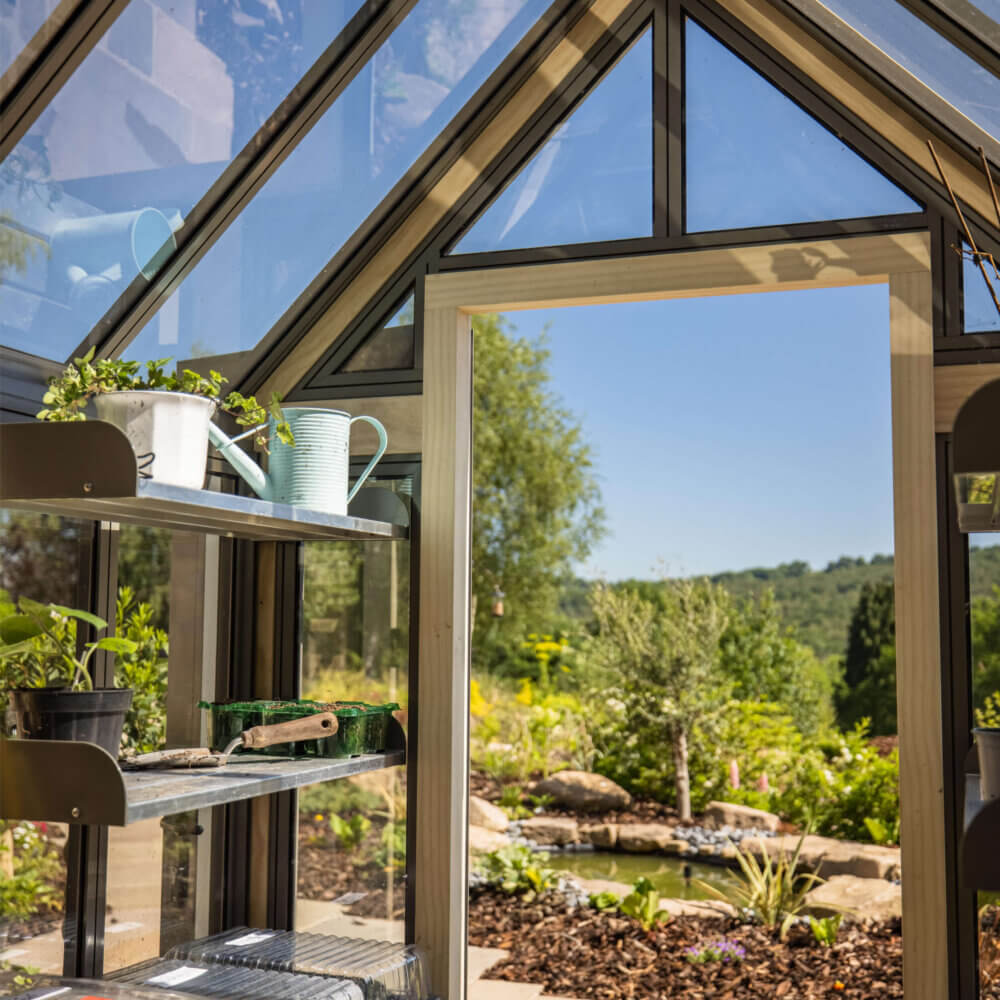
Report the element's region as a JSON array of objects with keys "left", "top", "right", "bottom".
[{"left": 545, "top": 851, "right": 737, "bottom": 902}]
